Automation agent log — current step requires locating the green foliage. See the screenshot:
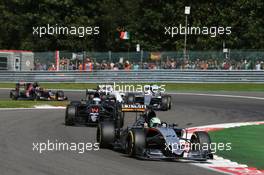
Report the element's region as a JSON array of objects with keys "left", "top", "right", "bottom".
[{"left": 0, "top": 0, "right": 263, "bottom": 51}]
